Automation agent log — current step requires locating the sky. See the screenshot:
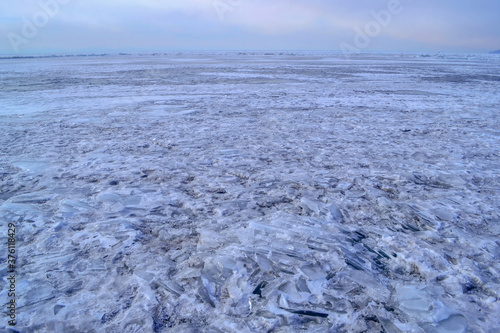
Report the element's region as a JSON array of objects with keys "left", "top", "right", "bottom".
[{"left": 1, "top": 0, "right": 499, "bottom": 55}]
